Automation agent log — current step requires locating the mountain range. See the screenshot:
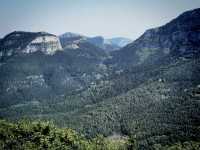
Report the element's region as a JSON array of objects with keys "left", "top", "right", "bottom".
[
  {"left": 59, "top": 32, "right": 132, "bottom": 51},
  {"left": 0, "top": 8, "right": 200, "bottom": 149}
]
